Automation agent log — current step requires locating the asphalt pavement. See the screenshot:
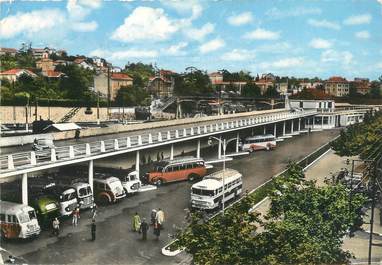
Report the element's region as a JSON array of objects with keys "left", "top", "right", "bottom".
[{"left": 1, "top": 129, "right": 340, "bottom": 265}]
